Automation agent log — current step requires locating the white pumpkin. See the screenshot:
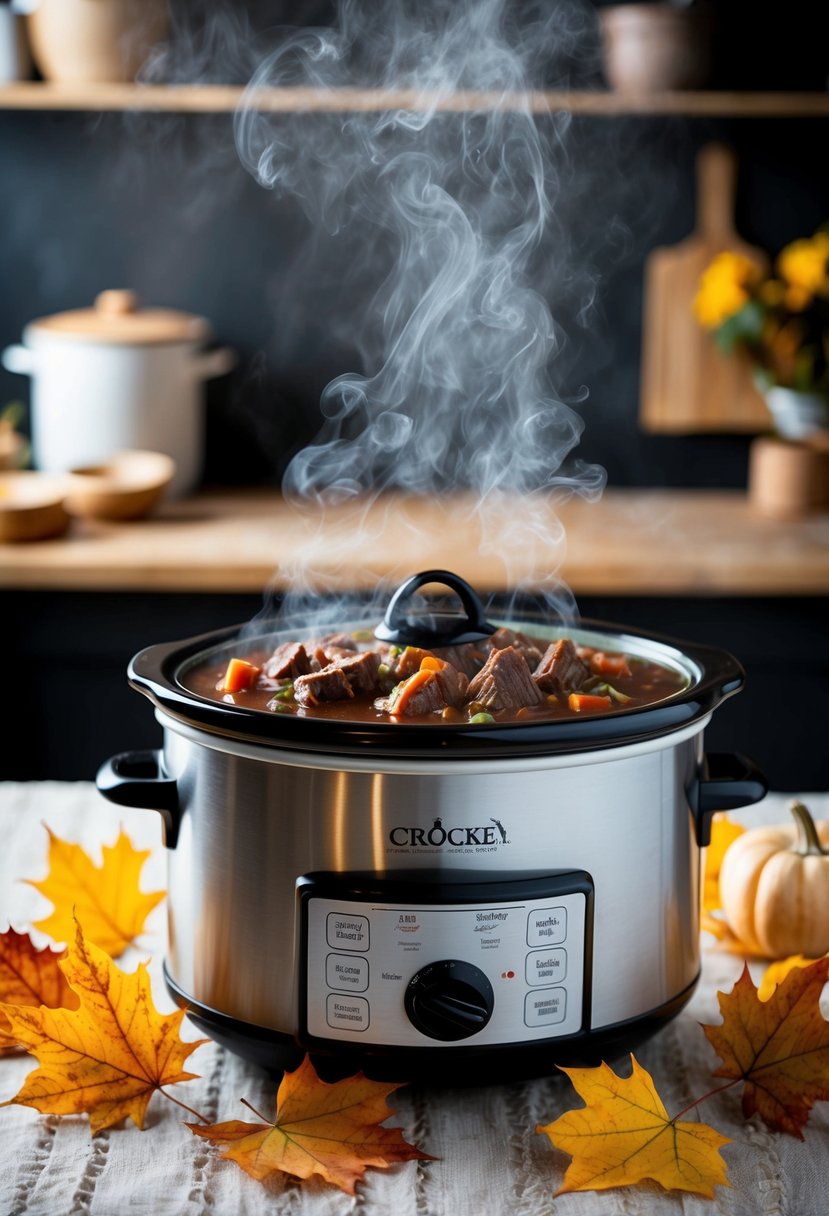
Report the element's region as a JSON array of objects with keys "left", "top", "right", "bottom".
[{"left": 719, "top": 801, "right": 829, "bottom": 959}]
